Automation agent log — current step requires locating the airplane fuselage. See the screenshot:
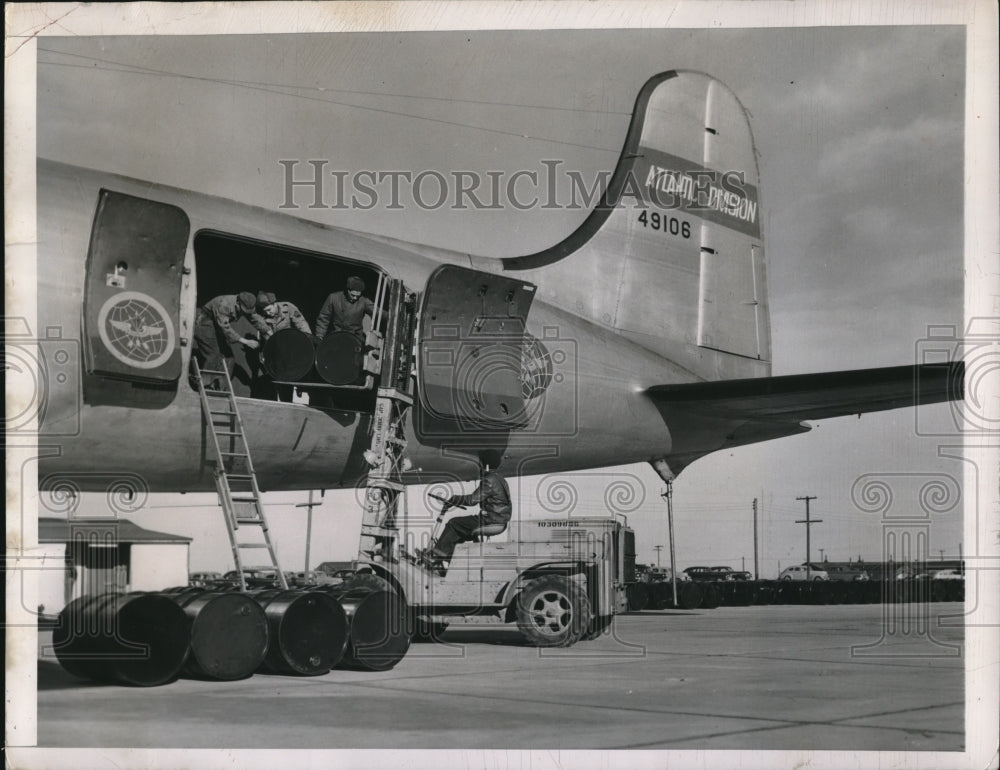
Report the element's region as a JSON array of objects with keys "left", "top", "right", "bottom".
[{"left": 36, "top": 159, "right": 735, "bottom": 493}]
